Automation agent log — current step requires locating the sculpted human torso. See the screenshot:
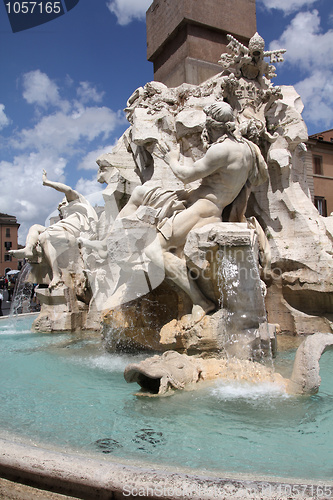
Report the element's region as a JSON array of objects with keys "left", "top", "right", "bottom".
[
  {"left": 186, "top": 139, "right": 254, "bottom": 213},
  {"left": 55, "top": 197, "right": 97, "bottom": 237}
]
